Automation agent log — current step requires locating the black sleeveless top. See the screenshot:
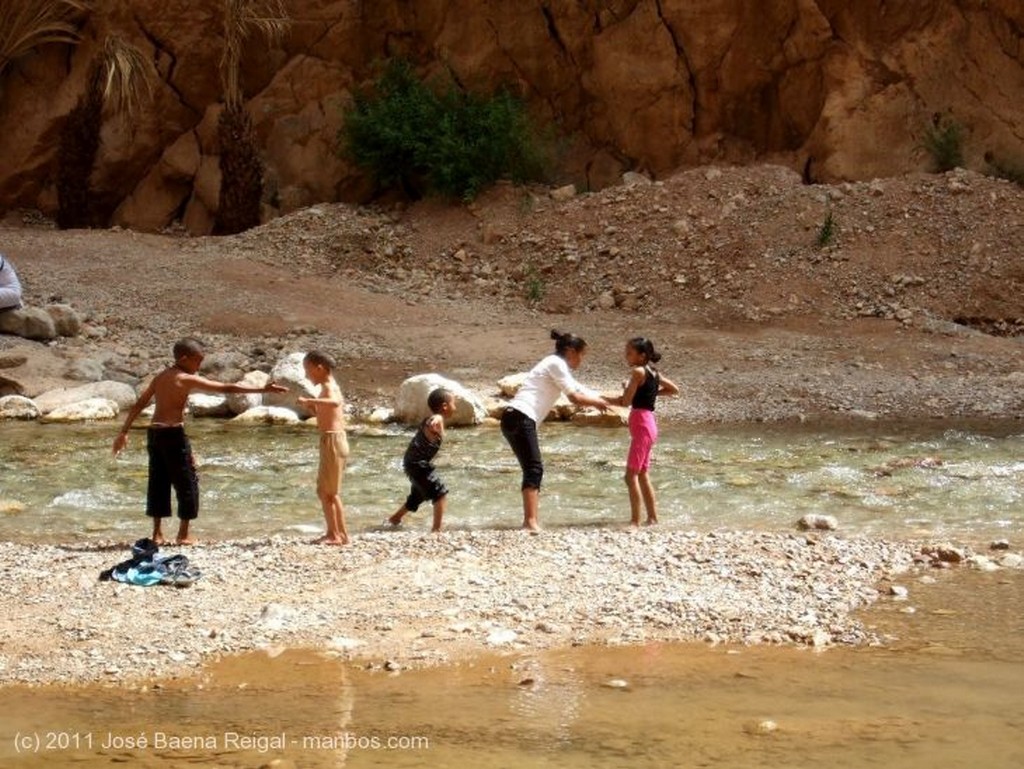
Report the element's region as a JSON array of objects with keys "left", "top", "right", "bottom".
[
  {"left": 630, "top": 367, "right": 659, "bottom": 411},
  {"left": 404, "top": 418, "right": 442, "bottom": 466}
]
